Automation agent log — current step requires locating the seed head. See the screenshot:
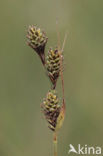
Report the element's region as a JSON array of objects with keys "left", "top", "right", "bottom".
[
  {"left": 41, "top": 90, "right": 61, "bottom": 131},
  {"left": 27, "top": 25, "right": 48, "bottom": 65},
  {"left": 46, "top": 48, "right": 61, "bottom": 88}
]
